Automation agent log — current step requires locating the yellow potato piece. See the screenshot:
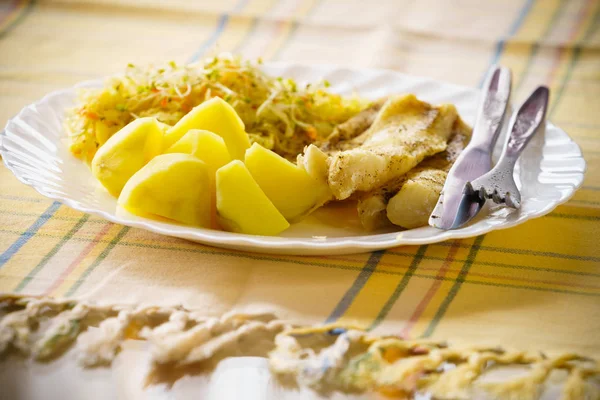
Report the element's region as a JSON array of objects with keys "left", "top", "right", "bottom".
[
  {"left": 165, "top": 129, "right": 231, "bottom": 175},
  {"left": 91, "top": 117, "right": 164, "bottom": 197},
  {"left": 165, "top": 129, "right": 232, "bottom": 229},
  {"left": 216, "top": 160, "right": 290, "bottom": 236},
  {"left": 118, "top": 153, "right": 211, "bottom": 227},
  {"left": 157, "top": 121, "right": 171, "bottom": 134},
  {"left": 164, "top": 97, "right": 250, "bottom": 160},
  {"left": 245, "top": 143, "right": 332, "bottom": 221}
]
